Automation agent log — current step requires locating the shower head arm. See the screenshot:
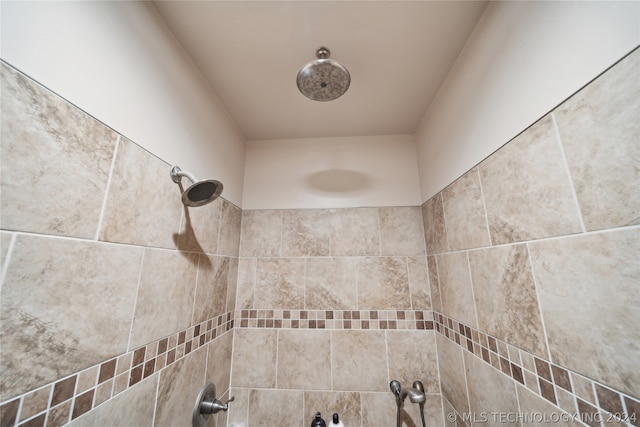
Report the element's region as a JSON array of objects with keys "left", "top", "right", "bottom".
[{"left": 171, "top": 166, "right": 197, "bottom": 185}]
